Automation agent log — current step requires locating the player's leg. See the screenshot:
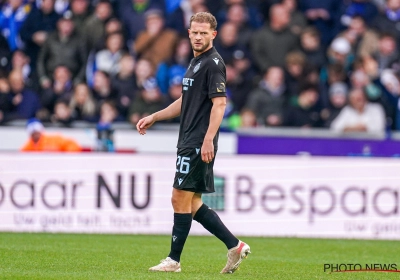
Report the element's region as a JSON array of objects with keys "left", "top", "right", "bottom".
[
  {"left": 192, "top": 195, "right": 251, "bottom": 273},
  {"left": 192, "top": 193, "right": 238, "bottom": 249},
  {"left": 149, "top": 188, "right": 194, "bottom": 272},
  {"left": 168, "top": 188, "right": 194, "bottom": 262}
]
